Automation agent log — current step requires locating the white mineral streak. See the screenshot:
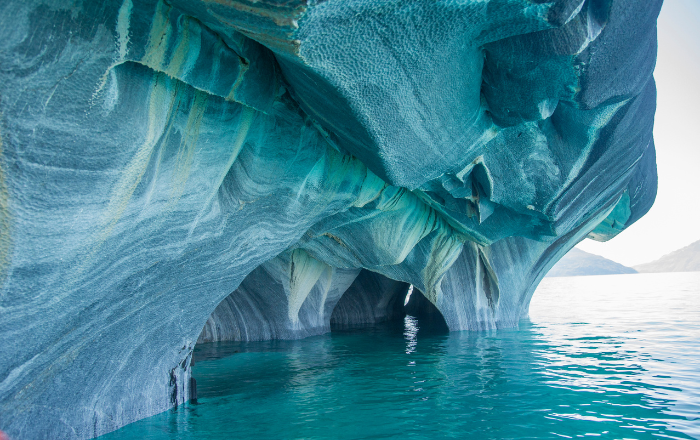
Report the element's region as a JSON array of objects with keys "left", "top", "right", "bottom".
[{"left": 116, "top": 0, "right": 133, "bottom": 61}]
